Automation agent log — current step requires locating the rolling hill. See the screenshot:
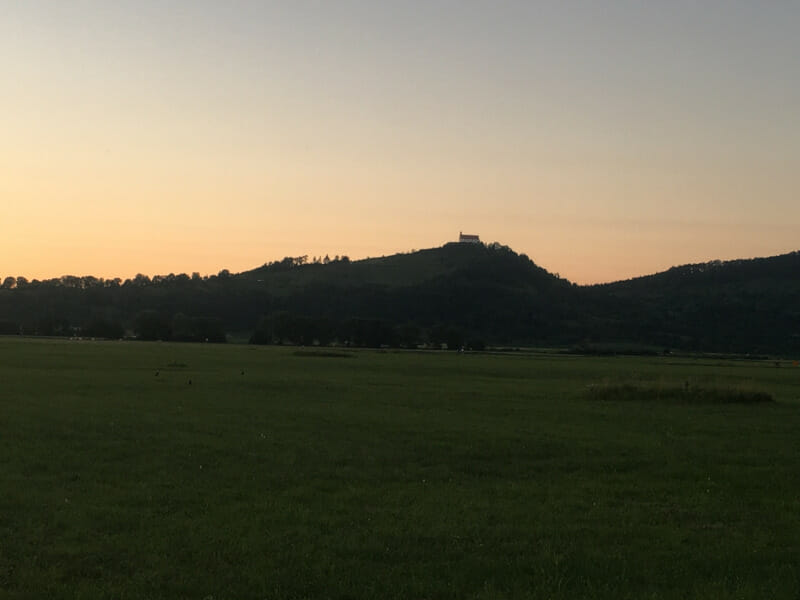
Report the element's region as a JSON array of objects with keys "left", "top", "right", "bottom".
[{"left": 585, "top": 251, "right": 800, "bottom": 353}]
